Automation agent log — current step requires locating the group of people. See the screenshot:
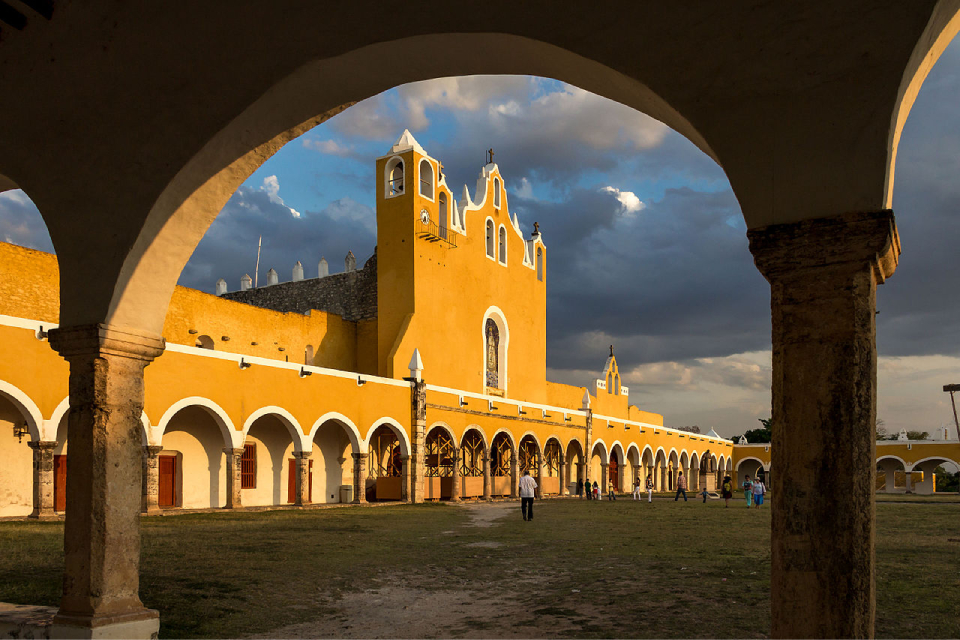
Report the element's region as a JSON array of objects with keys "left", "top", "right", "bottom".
[
  {"left": 574, "top": 477, "right": 618, "bottom": 501},
  {"left": 718, "top": 474, "right": 767, "bottom": 507}
]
